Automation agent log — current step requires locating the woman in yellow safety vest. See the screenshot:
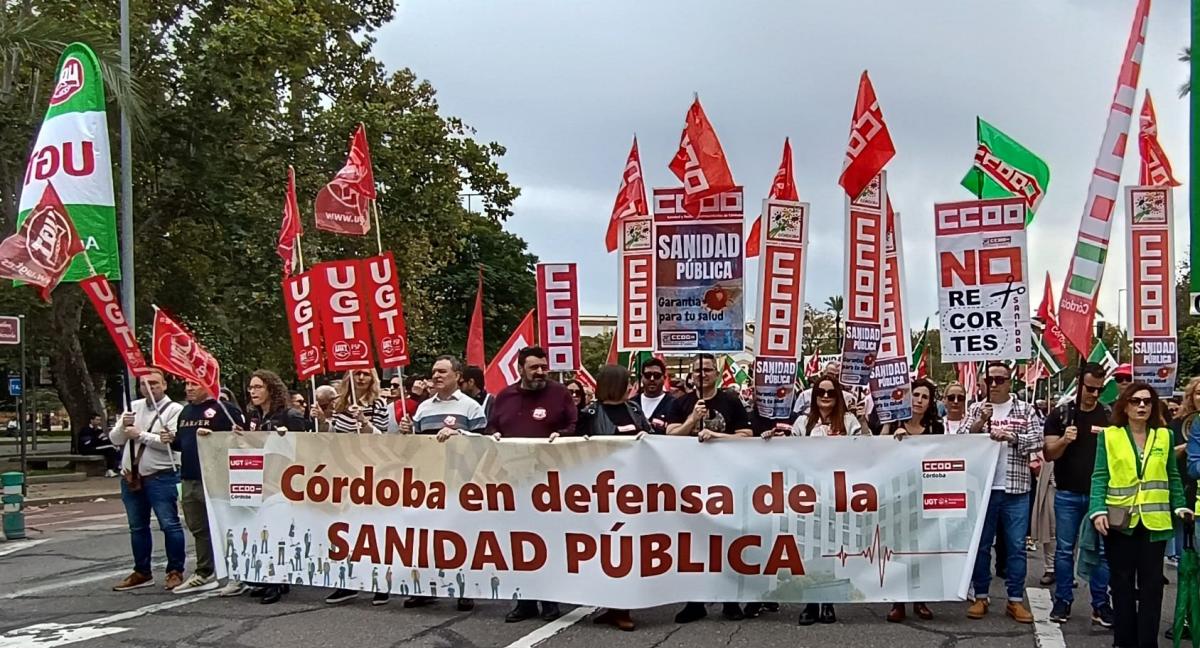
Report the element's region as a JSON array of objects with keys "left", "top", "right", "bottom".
[{"left": 1089, "top": 382, "right": 1192, "bottom": 648}]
